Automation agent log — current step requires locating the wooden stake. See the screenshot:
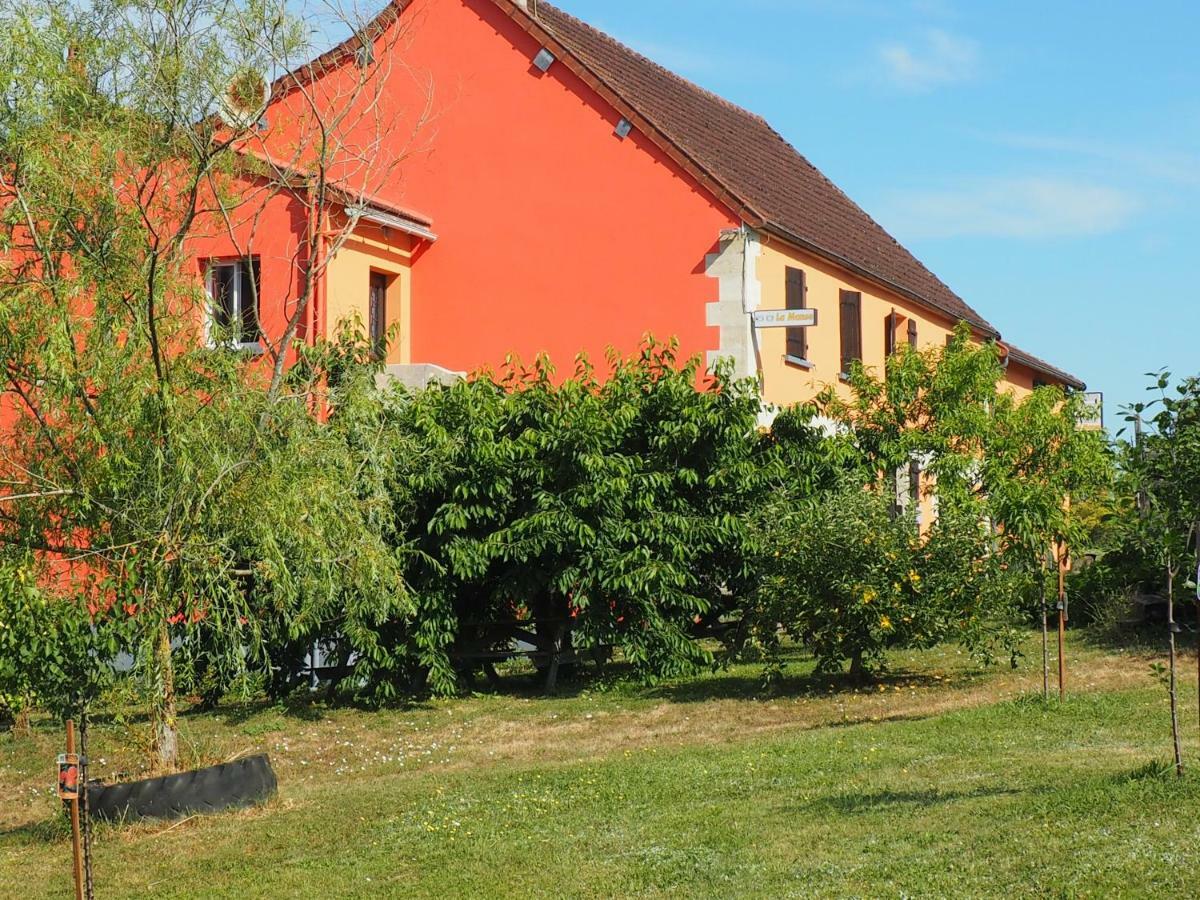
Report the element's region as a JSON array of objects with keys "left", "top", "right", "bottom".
[
  {"left": 66, "top": 720, "right": 84, "bottom": 900},
  {"left": 1167, "top": 563, "right": 1183, "bottom": 776},
  {"left": 1057, "top": 544, "right": 1067, "bottom": 702},
  {"left": 1040, "top": 563, "right": 1049, "bottom": 702},
  {"left": 1194, "top": 527, "right": 1200, "bottom": 737}
]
